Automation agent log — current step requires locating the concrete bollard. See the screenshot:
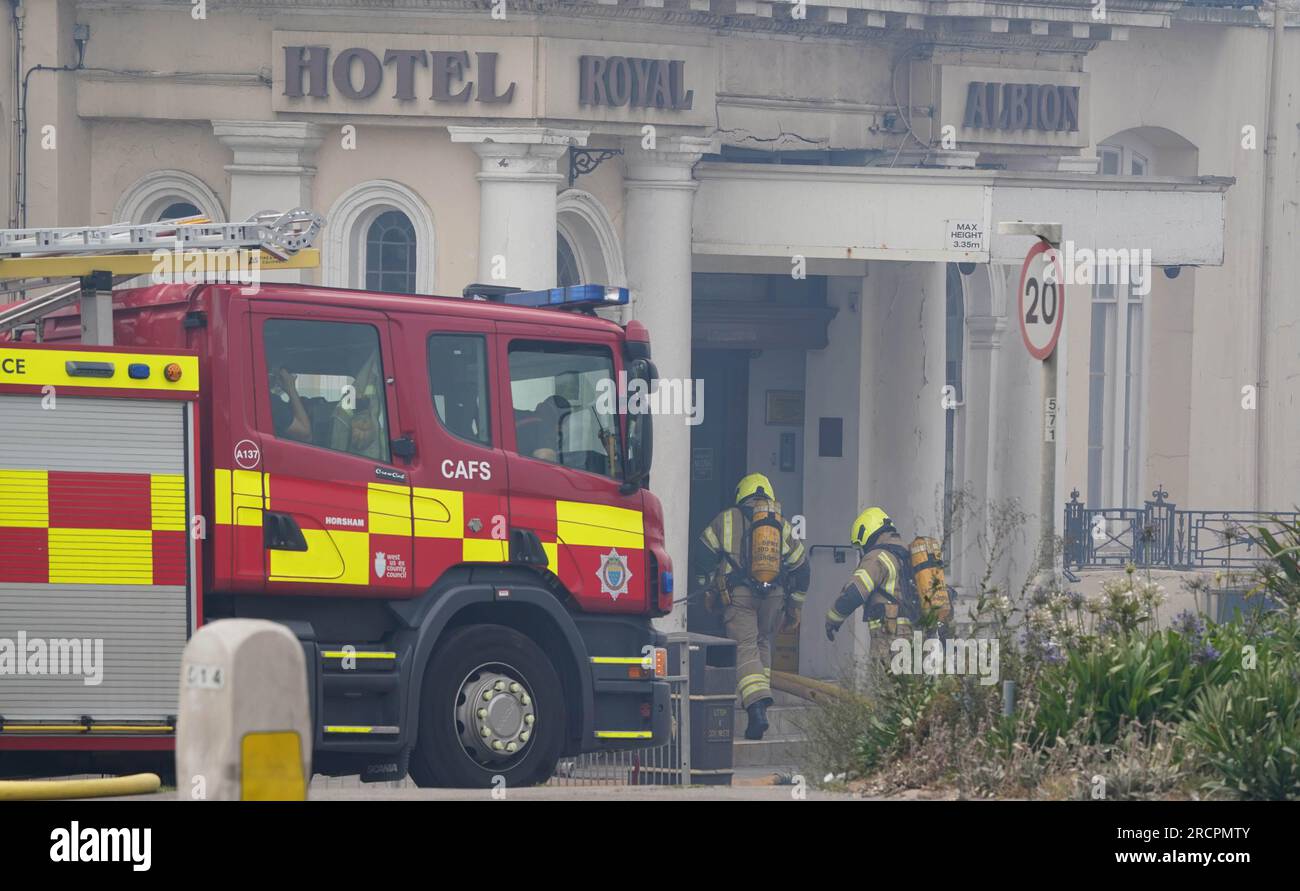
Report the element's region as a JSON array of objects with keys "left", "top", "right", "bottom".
[{"left": 176, "top": 619, "right": 311, "bottom": 801}]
